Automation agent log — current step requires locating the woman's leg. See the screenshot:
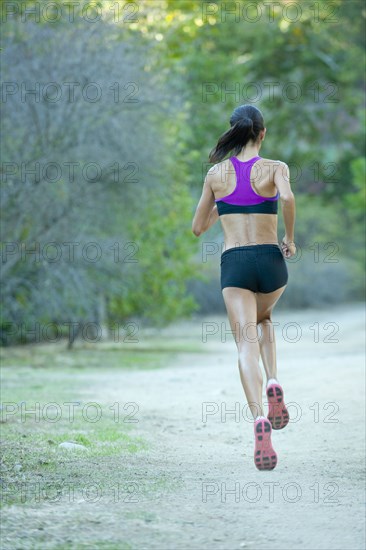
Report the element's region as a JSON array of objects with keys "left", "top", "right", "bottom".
[
  {"left": 222, "top": 286, "right": 279, "bottom": 470},
  {"left": 222, "top": 287, "right": 263, "bottom": 419},
  {"left": 256, "top": 285, "right": 287, "bottom": 384},
  {"left": 256, "top": 285, "right": 290, "bottom": 430}
]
